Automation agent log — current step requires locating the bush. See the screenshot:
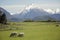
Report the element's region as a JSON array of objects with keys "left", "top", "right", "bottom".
[
  {"left": 0, "top": 10, "right": 7, "bottom": 24},
  {"left": 24, "top": 20, "right": 34, "bottom": 22}
]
